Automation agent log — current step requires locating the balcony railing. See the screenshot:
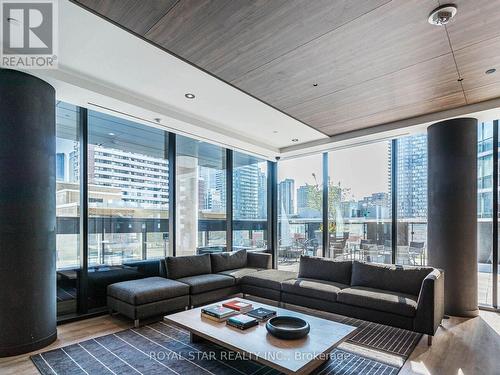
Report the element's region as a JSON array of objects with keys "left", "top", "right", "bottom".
[{"left": 278, "top": 218, "right": 427, "bottom": 266}]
